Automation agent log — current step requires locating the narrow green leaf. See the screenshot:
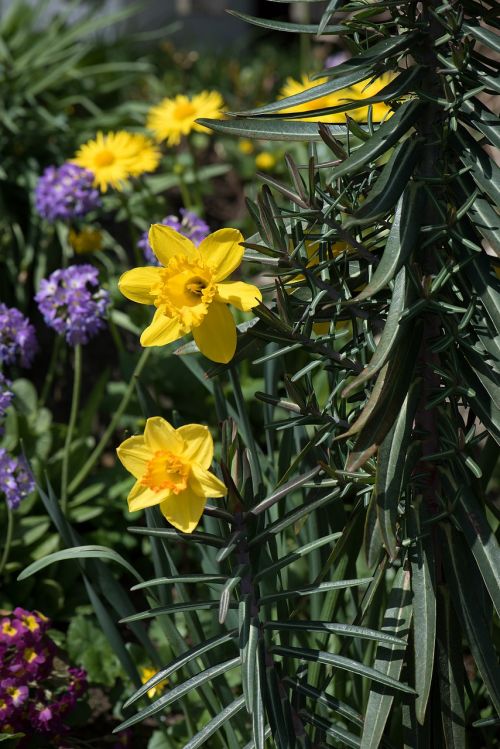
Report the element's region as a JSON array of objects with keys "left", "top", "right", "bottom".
[
  {"left": 360, "top": 567, "right": 413, "bottom": 749},
  {"left": 18, "top": 545, "right": 142, "bottom": 583},
  {"left": 272, "top": 644, "right": 416, "bottom": 694},
  {"left": 436, "top": 586, "right": 465, "bottom": 748},
  {"left": 128, "top": 526, "right": 226, "bottom": 548},
  {"left": 197, "top": 117, "right": 357, "bottom": 142},
  {"left": 463, "top": 22, "right": 500, "bottom": 54},
  {"left": 284, "top": 678, "right": 364, "bottom": 728},
  {"left": 300, "top": 712, "right": 361, "bottom": 749},
  {"left": 131, "top": 574, "right": 228, "bottom": 591},
  {"left": 327, "top": 101, "right": 422, "bottom": 181},
  {"left": 441, "top": 525, "right": 500, "bottom": 715},
  {"left": 227, "top": 10, "right": 347, "bottom": 34},
  {"left": 259, "top": 577, "right": 372, "bottom": 605},
  {"left": 265, "top": 620, "right": 405, "bottom": 646},
  {"left": 183, "top": 697, "right": 246, "bottom": 749},
  {"left": 254, "top": 531, "right": 342, "bottom": 582},
  {"left": 115, "top": 657, "right": 241, "bottom": 732}
]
